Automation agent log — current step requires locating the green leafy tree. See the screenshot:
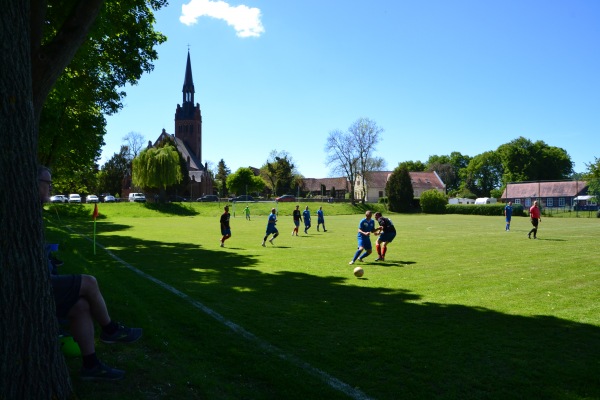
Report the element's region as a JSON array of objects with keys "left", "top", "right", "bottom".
[
  {"left": 497, "top": 137, "right": 573, "bottom": 183},
  {"left": 132, "top": 145, "right": 183, "bottom": 201},
  {"left": 461, "top": 151, "right": 503, "bottom": 197},
  {"left": 37, "top": 2, "right": 166, "bottom": 182},
  {"left": 386, "top": 165, "right": 414, "bottom": 212},
  {"left": 420, "top": 189, "right": 448, "bottom": 214},
  {"left": 156, "top": 135, "right": 190, "bottom": 197},
  {"left": 260, "top": 150, "right": 298, "bottom": 196},
  {"left": 584, "top": 157, "right": 600, "bottom": 200},
  {"left": 227, "top": 168, "right": 266, "bottom": 196},
  {"left": 426, "top": 152, "right": 471, "bottom": 193},
  {"left": 98, "top": 145, "right": 130, "bottom": 196},
  {"left": 215, "top": 159, "right": 231, "bottom": 197},
  {"left": 398, "top": 160, "right": 426, "bottom": 172}
]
